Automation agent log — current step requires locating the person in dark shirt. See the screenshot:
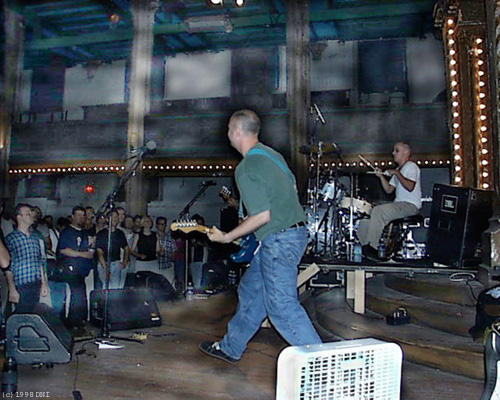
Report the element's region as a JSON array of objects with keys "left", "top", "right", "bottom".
[
  {"left": 96, "top": 210, "right": 129, "bottom": 289},
  {"left": 131, "top": 215, "right": 160, "bottom": 273},
  {"left": 57, "top": 206, "right": 94, "bottom": 330}
]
